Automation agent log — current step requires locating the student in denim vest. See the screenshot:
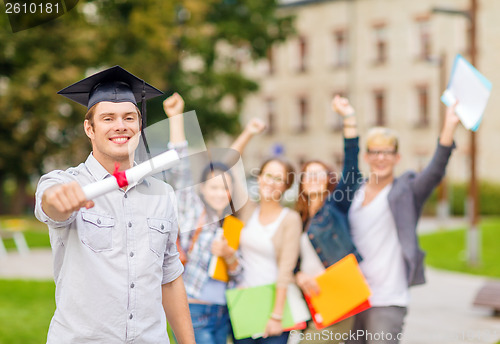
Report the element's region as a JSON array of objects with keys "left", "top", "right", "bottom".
[
  {"left": 346, "top": 102, "right": 461, "bottom": 344},
  {"left": 294, "top": 95, "right": 362, "bottom": 344},
  {"left": 163, "top": 93, "right": 266, "bottom": 344}
]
